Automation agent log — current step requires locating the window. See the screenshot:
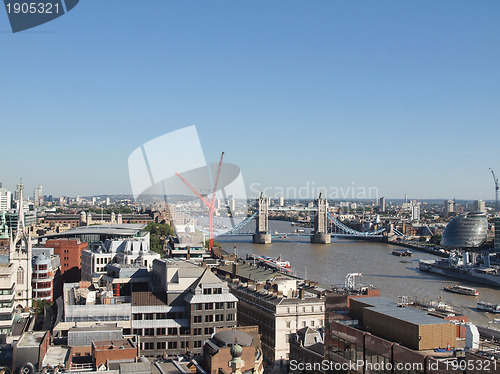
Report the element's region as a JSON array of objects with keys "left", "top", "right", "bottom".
[
  {"left": 302, "top": 307, "right": 306, "bottom": 313},
  {"left": 17, "top": 267, "right": 24, "bottom": 285},
  {"left": 213, "top": 288, "right": 222, "bottom": 294},
  {"left": 168, "top": 327, "right": 177, "bottom": 335},
  {"left": 319, "top": 319, "right": 323, "bottom": 326},
  {"left": 311, "top": 320, "right": 315, "bottom": 327},
  {"left": 193, "top": 328, "right": 202, "bottom": 335},
  {"left": 144, "top": 328, "right": 155, "bottom": 336},
  {"left": 226, "top": 302, "right": 235, "bottom": 309},
  {"left": 204, "top": 327, "right": 212, "bottom": 335},
  {"left": 156, "top": 313, "right": 166, "bottom": 319},
  {"left": 226, "top": 313, "right": 235, "bottom": 321},
  {"left": 193, "top": 303, "right": 202, "bottom": 310},
  {"left": 133, "top": 329, "right": 143, "bottom": 336},
  {"left": 181, "top": 341, "right": 189, "bottom": 349},
  {"left": 194, "top": 341, "right": 202, "bottom": 348},
  {"left": 168, "top": 341, "right": 178, "bottom": 349},
  {"left": 286, "top": 321, "right": 291, "bottom": 328},
  {"left": 311, "top": 306, "right": 315, "bottom": 312},
  {"left": 144, "top": 313, "right": 154, "bottom": 320},
  {"left": 205, "top": 303, "right": 213, "bottom": 310},
  {"left": 156, "top": 328, "right": 166, "bottom": 336},
  {"left": 215, "top": 314, "right": 224, "bottom": 322},
  {"left": 203, "top": 288, "right": 212, "bottom": 294},
  {"left": 133, "top": 314, "right": 142, "bottom": 320},
  {"left": 215, "top": 302, "right": 224, "bottom": 309},
  {"left": 144, "top": 342, "right": 154, "bottom": 350},
  {"left": 157, "top": 342, "right": 166, "bottom": 350},
  {"left": 287, "top": 307, "right": 290, "bottom": 314},
  {"left": 205, "top": 315, "right": 213, "bottom": 322},
  {"left": 302, "top": 321, "right": 306, "bottom": 327},
  {"left": 193, "top": 315, "right": 202, "bottom": 323}
]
